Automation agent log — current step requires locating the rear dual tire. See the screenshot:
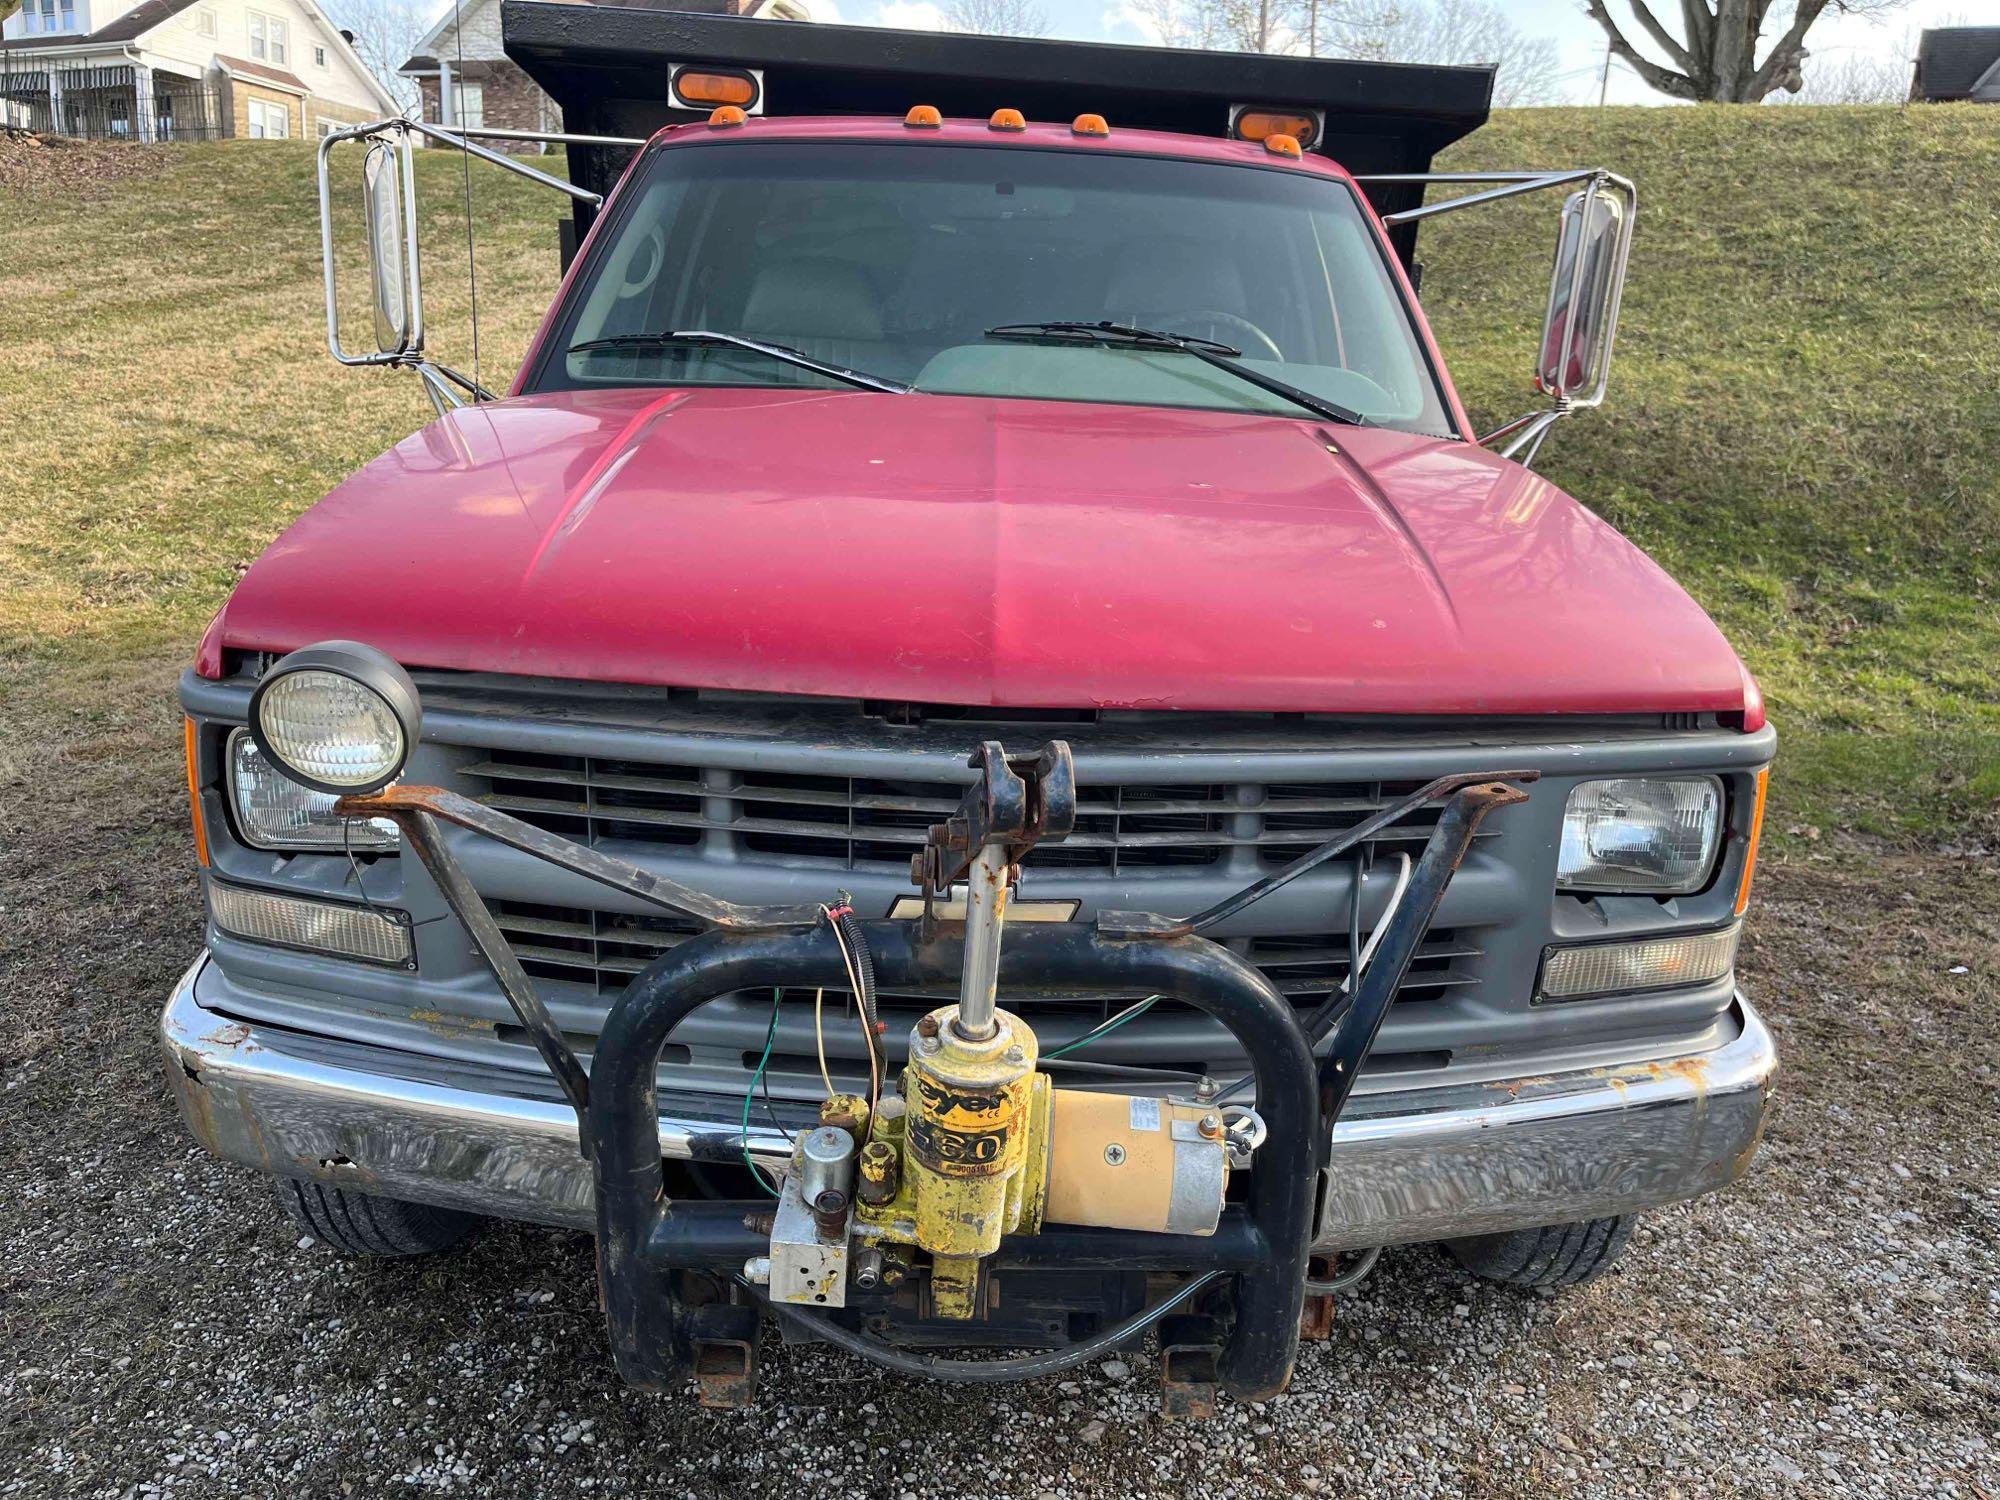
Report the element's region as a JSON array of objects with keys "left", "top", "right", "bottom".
[
  {"left": 1443, "top": 1214, "right": 1636, "bottom": 1288},
  {"left": 276, "top": 1177, "right": 480, "bottom": 1258}
]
